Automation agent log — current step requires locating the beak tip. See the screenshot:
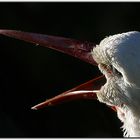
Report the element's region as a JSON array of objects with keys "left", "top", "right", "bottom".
[
  {"left": 0, "top": 29, "right": 10, "bottom": 33},
  {"left": 0, "top": 30, "right": 5, "bottom": 34},
  {"left": 31, "top": 106, "right": 38, "bottom": 110}
]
